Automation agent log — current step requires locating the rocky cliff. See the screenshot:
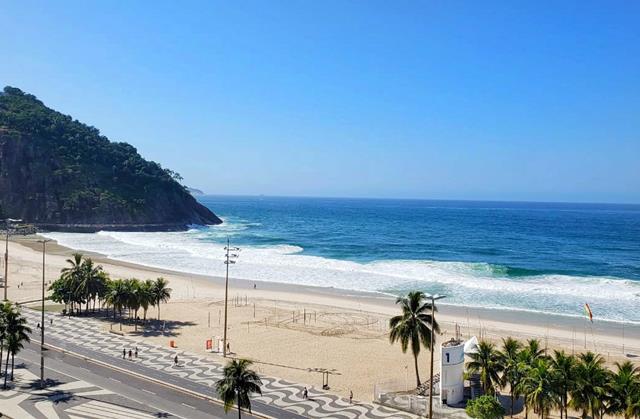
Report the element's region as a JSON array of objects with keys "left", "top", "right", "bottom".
[{"left": 0, "top": 86, "right": 222, "bottom": 231}]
